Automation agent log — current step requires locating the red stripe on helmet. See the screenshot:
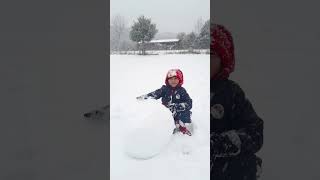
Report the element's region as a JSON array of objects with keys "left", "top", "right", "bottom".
[{"left": 165, "top": 69, "right": 184, "bottom": 86}]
